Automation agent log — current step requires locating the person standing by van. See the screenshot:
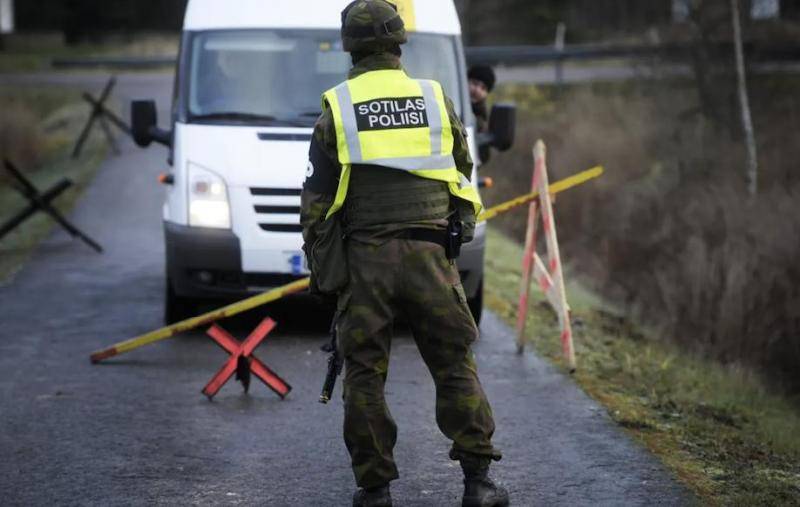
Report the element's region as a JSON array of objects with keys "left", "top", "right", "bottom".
[
  {"left": 468, "top": 64, "right": 496, "bottom": 164},
  {"left": 300, "top": 1, "right": 508, "bottom": 506},
  {"left": 467, "top": 64, "right": 496, "bottom": 135}
]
